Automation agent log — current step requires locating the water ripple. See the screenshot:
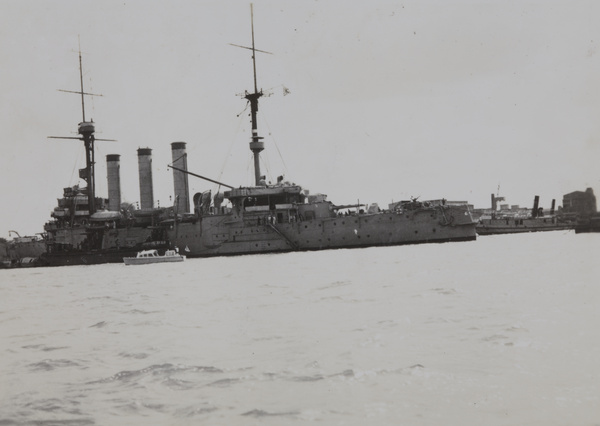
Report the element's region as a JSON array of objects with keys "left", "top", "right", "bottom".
[
  {"left": 242, "top": 409, "right": 300, "bottom": 418},
  {"left": 316, "top": 280, "right": 351, "bottom": 291},
  {"left": 28, "top": 359, "right": 81, "bottom": 371},
  {"left": 117, "top": 352, "right": 149, "bottom": 360},
  {"left": 175, "top": 405, "right": 219, "bottom": 417},
  {"left": 290, "top": 374, "right": 324, "bottom": 382},
  {"left": 89, "top": 363, "right": 224, "bottom": 385},
  {"left": 206, "top": 377, "right": 240, "bottom": 387}
]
